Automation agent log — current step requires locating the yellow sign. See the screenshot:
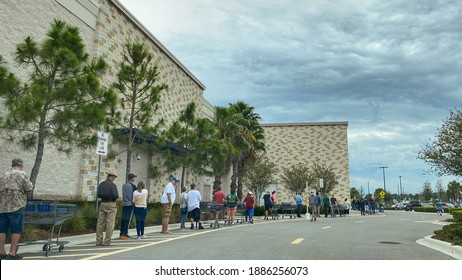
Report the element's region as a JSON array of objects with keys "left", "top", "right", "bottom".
[{"left": 380, "top": 191, "right": 385, "bottom": 198}]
